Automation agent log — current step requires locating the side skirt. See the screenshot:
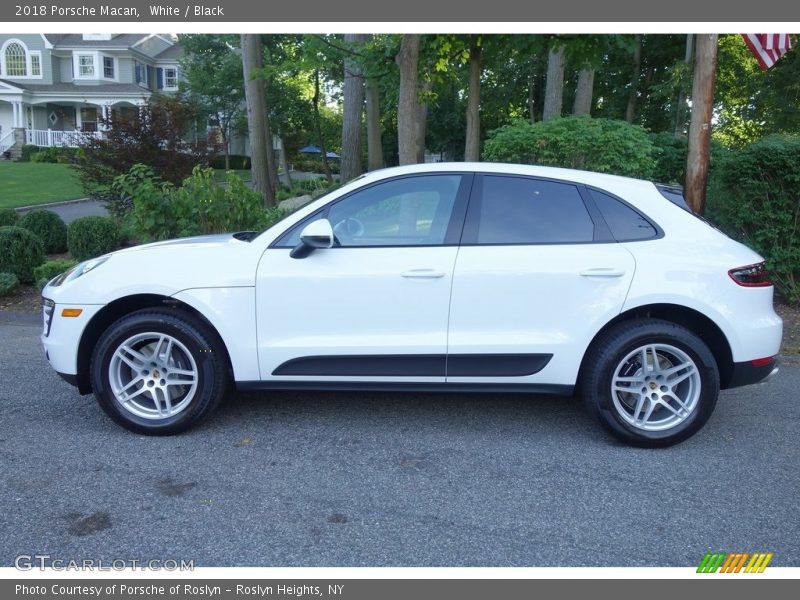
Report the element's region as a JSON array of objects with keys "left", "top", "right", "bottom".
[{"left": 235, "top": 380, "right": 574, "bottom": 396}]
